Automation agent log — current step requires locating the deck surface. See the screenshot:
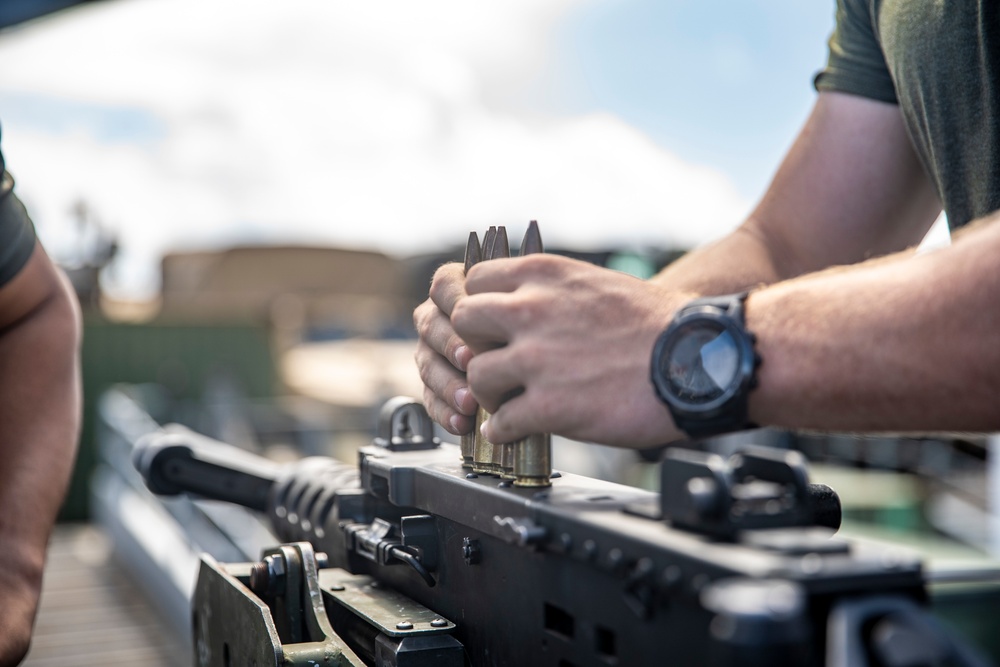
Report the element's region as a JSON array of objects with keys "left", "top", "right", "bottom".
[{"left": 22, "top": 524, "right": 186, "bottom": 667}]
